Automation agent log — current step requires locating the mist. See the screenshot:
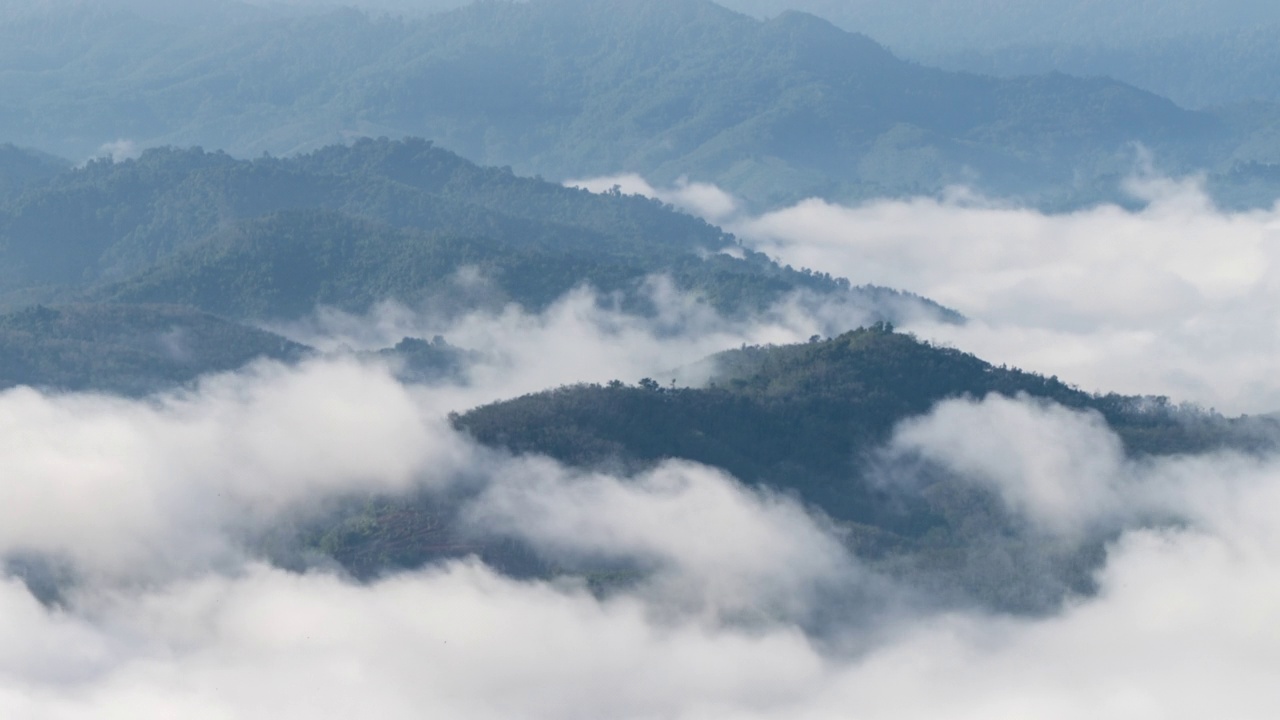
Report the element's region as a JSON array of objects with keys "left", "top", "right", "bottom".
[
  {"left": 575, "top": 172, "right": 1280, "bottom": 415},
  {"left": 4, "top": 0, "right": 1278, "bottom": 710},
  {"left": 3, "top": 342, "right": 1280, "bottom": 716},
  {"left": 0, "top": 183, "right": 1266, "bottom": 717},
  {"left": 264, "top": 277, "right": 893, "bottom": 411}
]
